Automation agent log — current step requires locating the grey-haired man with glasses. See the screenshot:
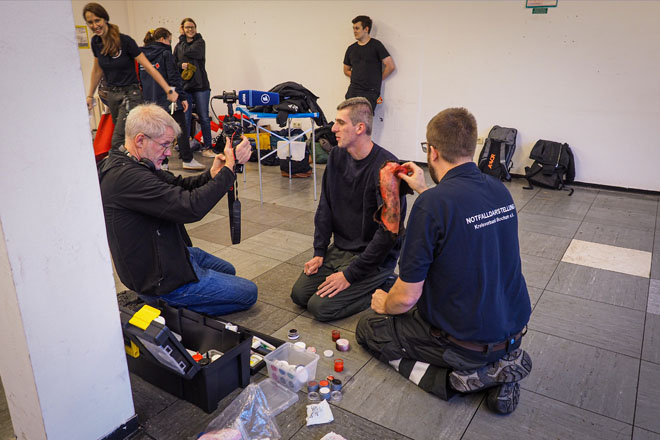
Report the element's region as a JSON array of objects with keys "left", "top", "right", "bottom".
[{"left": 98, "top": 103, "right": 257, "bottom": 316}]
